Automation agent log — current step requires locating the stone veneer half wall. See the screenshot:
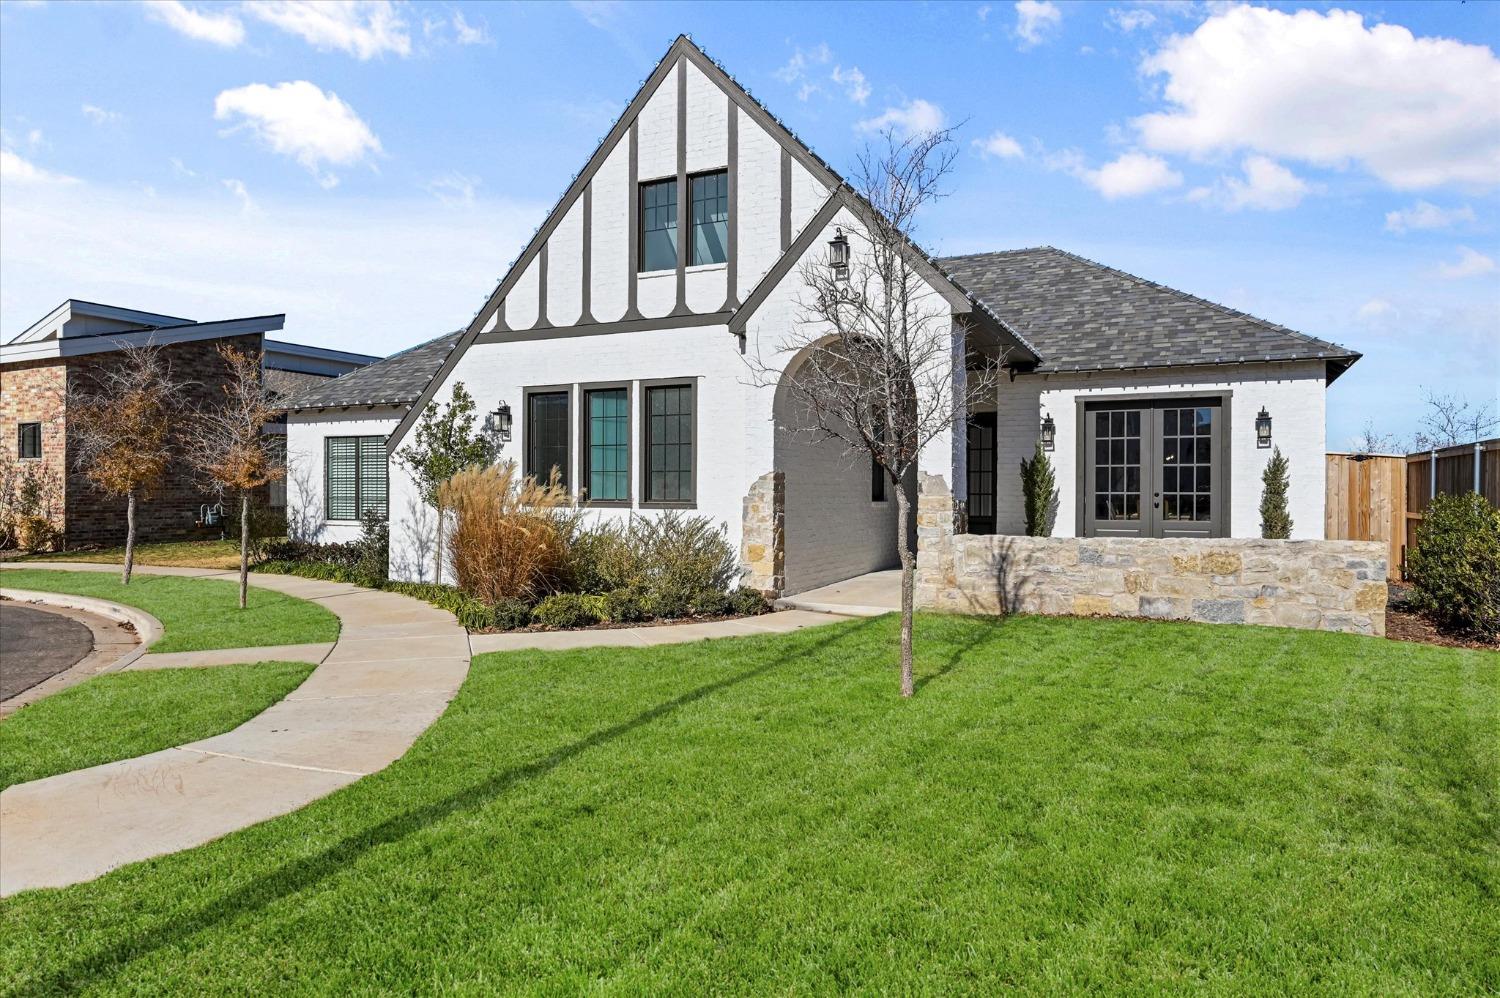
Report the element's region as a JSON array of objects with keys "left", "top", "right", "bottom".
[{"left": 915, "top": 474, "right": 1387, "bottom": 636}]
